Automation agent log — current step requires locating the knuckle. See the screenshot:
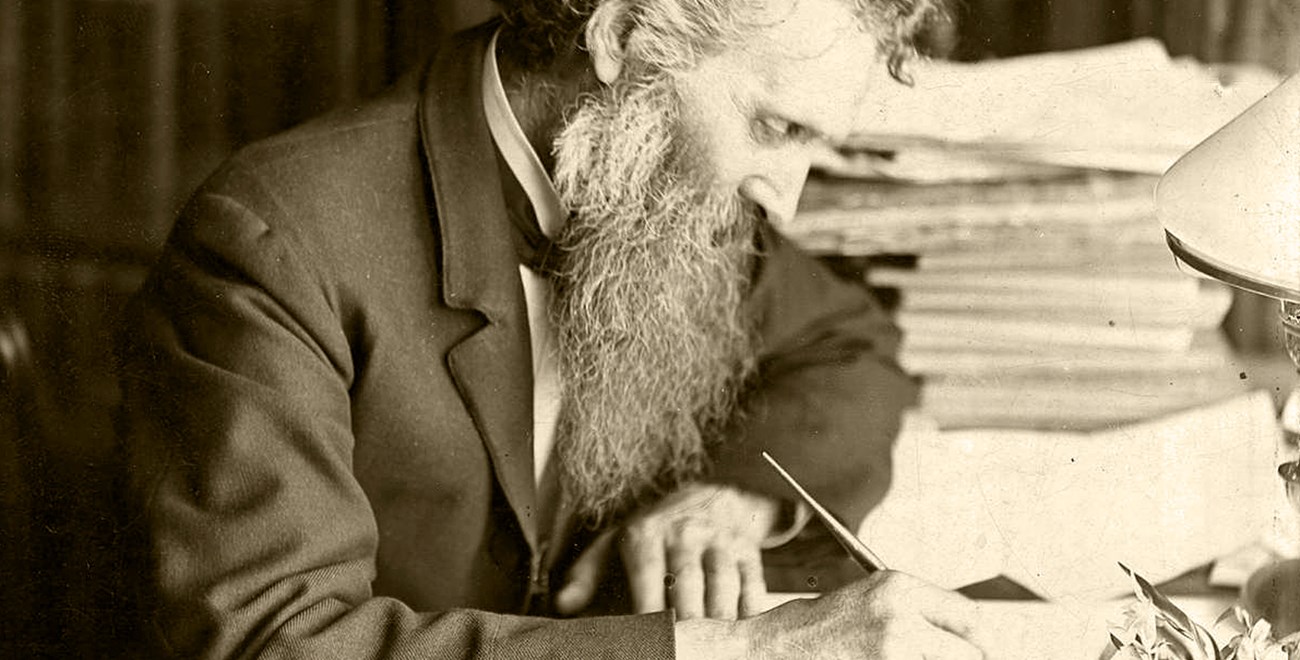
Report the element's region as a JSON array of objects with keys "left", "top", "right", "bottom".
[
  {"left": 874, "top": 570, "right": 901, "bottom": 586},
  {"left": 870, "top": 570, "right": 907, "bottom": 598},
  {"left": 867, "top": 601, "right": 899, "bottom": 627},
  {"left": 704, "top": 544, "right": 738, "bottom": 568},
  {"left": 672, "top": 561, "right": 705, "bottom": 579},
  {"left": 621, "top": 522, "right": 656, "bottom": 548},
  {"left": 860, "top": 588, "right": 901, "bottom": 623},
  {"left": 719, "top": 528, "right": 749, "bottom": 547},
  {"left": 672, "top": 520, "right": 712, "bottom": 547}
]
